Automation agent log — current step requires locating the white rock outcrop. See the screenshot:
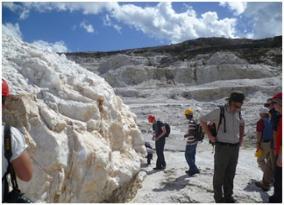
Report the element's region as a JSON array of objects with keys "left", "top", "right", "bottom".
[{"left": 2, "top": 25, "right": 146, "bottom": 203}]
